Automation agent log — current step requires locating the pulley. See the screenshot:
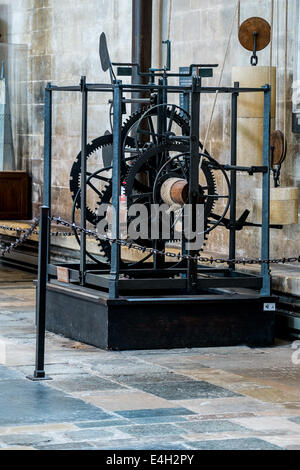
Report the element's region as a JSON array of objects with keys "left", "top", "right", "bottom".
[{"left": 238, "top": 17, "right": 271, "bottom": 66}]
